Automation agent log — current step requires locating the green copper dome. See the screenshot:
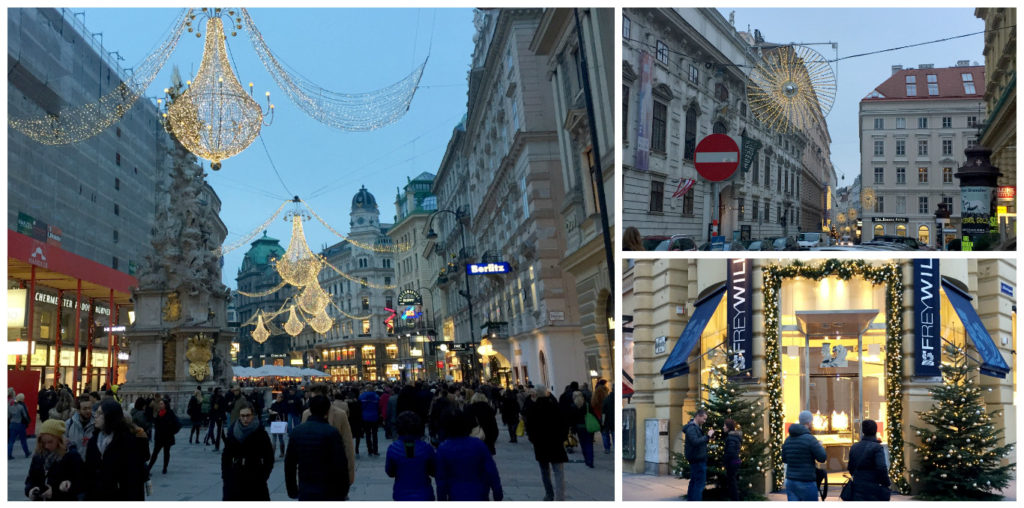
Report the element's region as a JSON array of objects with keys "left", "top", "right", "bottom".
[{"left": 242, "top": 231, "right": 285, "bottom": 266}]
